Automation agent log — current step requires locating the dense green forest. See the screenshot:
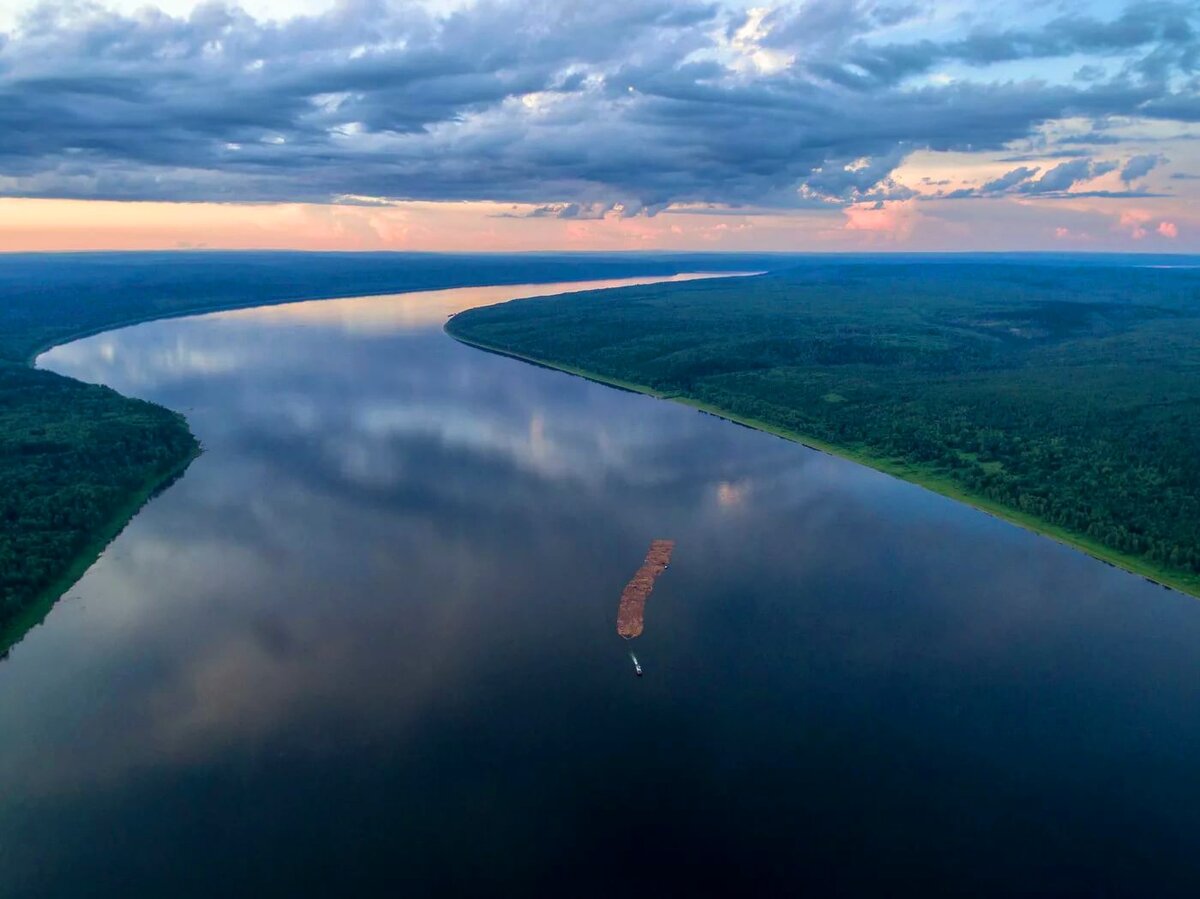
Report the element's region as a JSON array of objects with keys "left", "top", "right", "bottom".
[
  {"left": 448, "top": 262, "right": 1200, "bottom": 596},
  {"left": 0, "top": 251, "right": 782, "bottom": 646},
  {"left": 0, "top": 366, "right": 197, "bottom": 642}
]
